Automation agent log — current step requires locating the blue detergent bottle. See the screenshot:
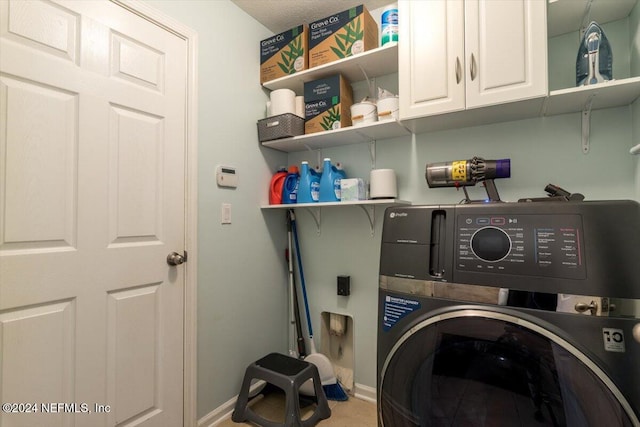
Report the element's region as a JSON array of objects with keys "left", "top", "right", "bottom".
[
  {"left": 335, "top": 162, "right": 347, "bottom": 200},
  {"left": 319, "top": 158, "right": 340, "bottom": 202},
  {"left": 297, "top": 161, "right": 320, "bottom": 203},
  {"left": 282, "top": 165, "right": 299, "bottom": 204}
]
